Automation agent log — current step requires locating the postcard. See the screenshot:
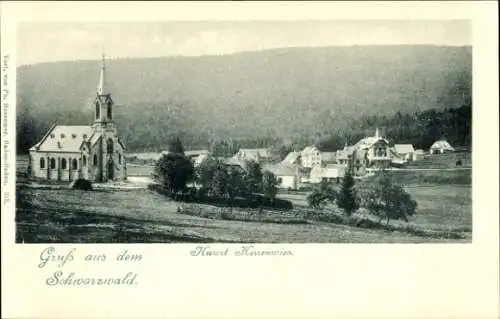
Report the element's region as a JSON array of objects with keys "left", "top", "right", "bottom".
[{"left": 1, "top": 1, "right": 498, "bottom": 318}]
